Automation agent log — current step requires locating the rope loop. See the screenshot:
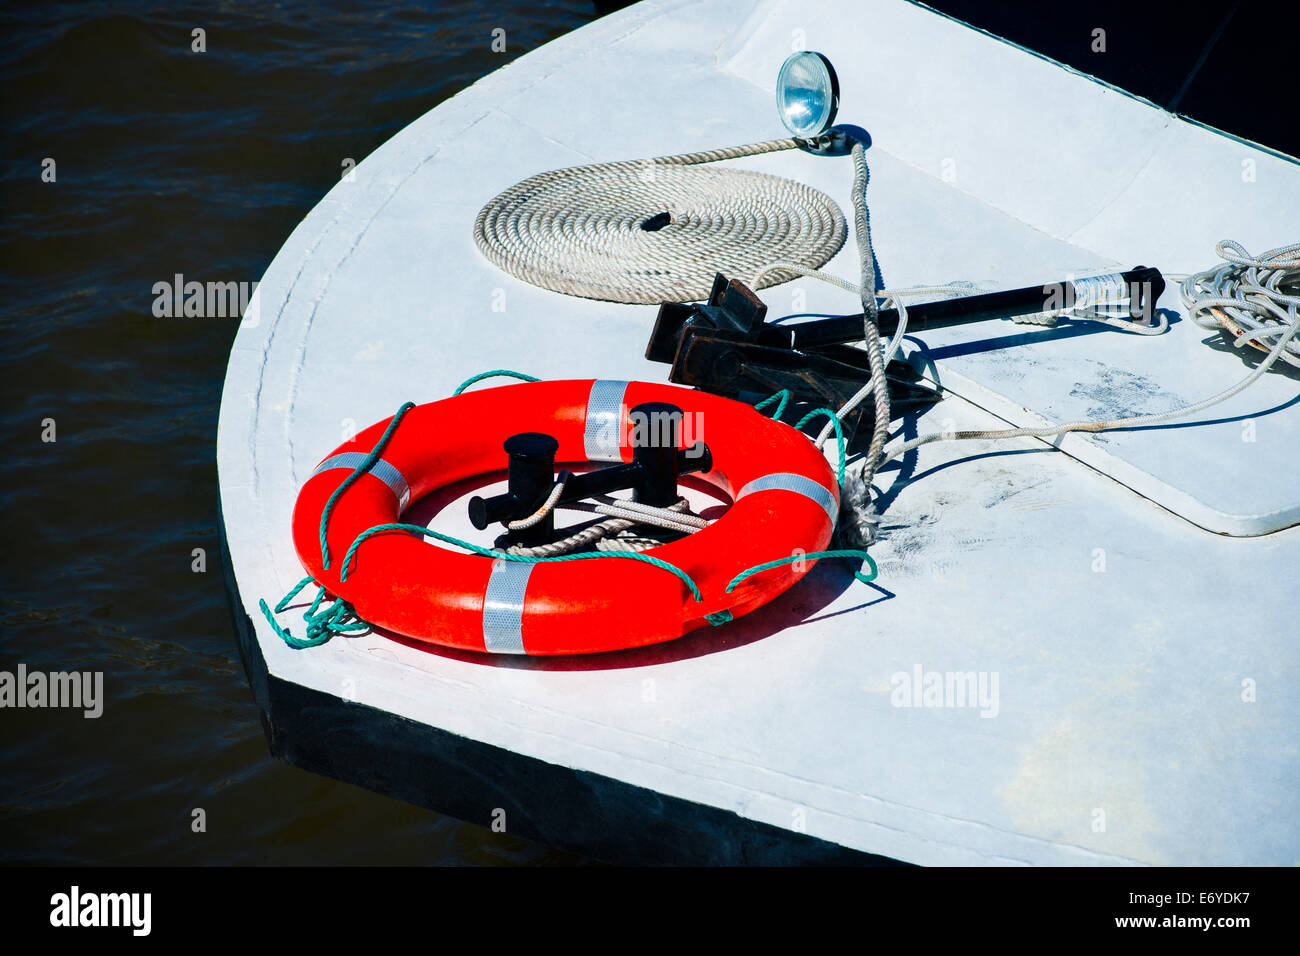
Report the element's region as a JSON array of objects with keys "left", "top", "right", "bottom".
[
  {"left": 753, "top": 389, "right": 791, "bottom": 422},
  {"left": 452, "top": 369, "right": 541, "bottom": 395},
  {"left": 793, "top": 407, "right": 847, "bottom": 485},
  {"left": 725, "top": 549, "right": 878, "bottom": 593},
  {"left": 473, "top": 140, "right": 846, "bottom": 303},
  {"left": 258, "top": 577, "right": 368, "bottom": 649}
]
